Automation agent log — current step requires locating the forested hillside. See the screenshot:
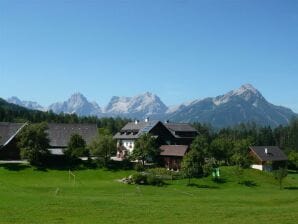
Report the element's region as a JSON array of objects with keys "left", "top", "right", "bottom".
[{"left": 0, "top": 98, "right": 130, "bottom": 134}]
